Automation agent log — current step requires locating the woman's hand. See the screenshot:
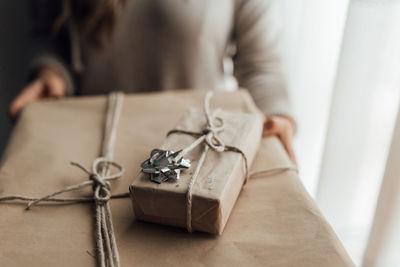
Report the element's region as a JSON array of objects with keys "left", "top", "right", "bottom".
[
  {"left": 263, "top": 115, "right": 296, "bottom": 164},
  {"left": 9, "top": 68, "right": 66, "bottom": 119}
]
